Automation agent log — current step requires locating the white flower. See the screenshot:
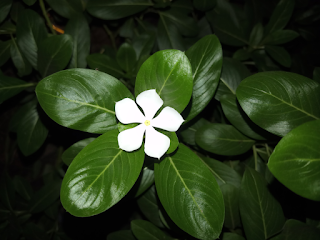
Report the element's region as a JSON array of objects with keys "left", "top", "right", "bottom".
[{"left": 115, "top": 89, "right": 184, "bottom": 159}]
